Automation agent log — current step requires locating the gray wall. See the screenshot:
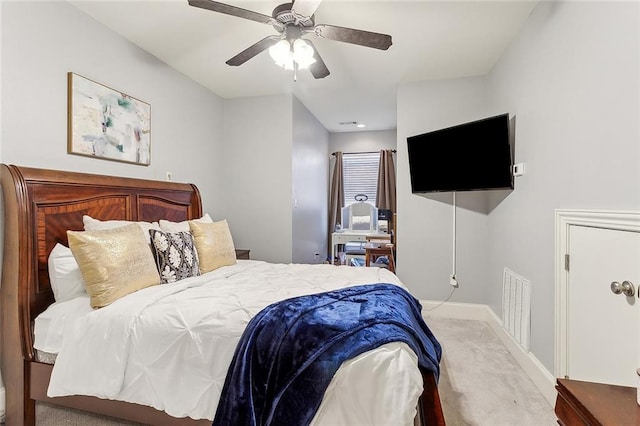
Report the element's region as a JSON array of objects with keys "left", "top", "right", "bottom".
[
  {"left": 1, "top": 2, "right": 224, "bottom": 212},
  {"left": 396, "top": 77, "right": 491, "bottom": 305},
  {"left": 330, "top": 130, "right": 397, "bottom": 154},
  {"left": 221, "top": 95, "right": 294, "bottom": 263},
  {"left": 397, "top": 1, "right": 640, "bottom": 374},
  {"left": 221, "top": 95, "right": 331, "bottom": 265},
  {"left": 485, "top": 0, "right": 639, "bottom": 371},
  {"left": 292, "top": 97, "right": 330, "bottom": 264}
]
